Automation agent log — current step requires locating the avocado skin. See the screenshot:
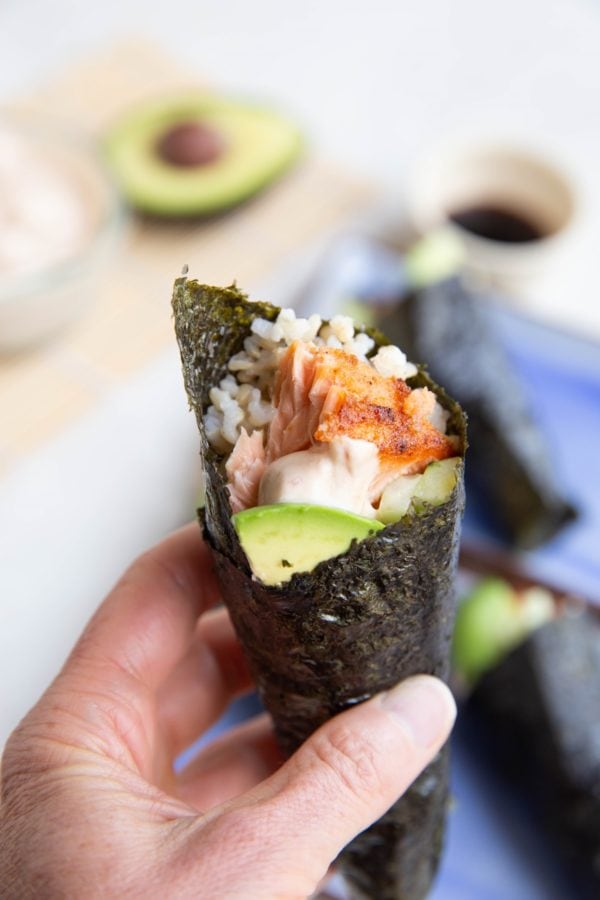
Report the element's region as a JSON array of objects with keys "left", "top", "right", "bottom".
[
  {"left": 173, "top": 279, "right": 467, "bottom": 900},
  {"left": 104, "top": 95, "right": 303, "bottom": 217}
]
